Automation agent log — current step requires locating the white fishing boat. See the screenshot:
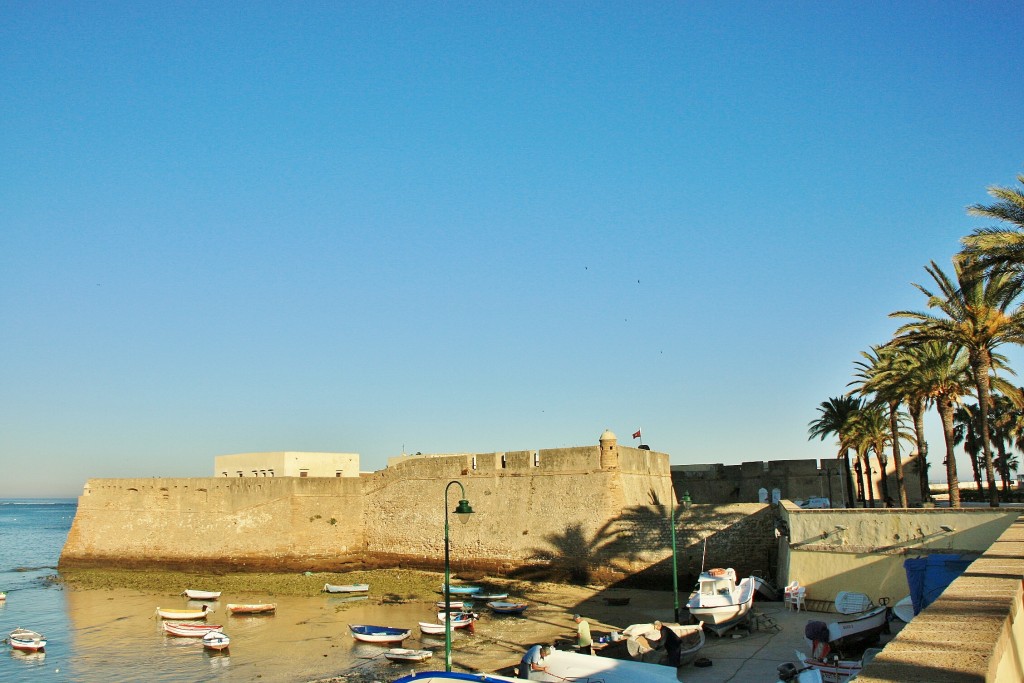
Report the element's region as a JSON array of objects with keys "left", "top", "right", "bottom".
[
  {"left": 804, "top": 603, "right": 889, "bottom": 655},
  {"left": 202, "top": 630, "right": 231, "bottom": 651},
  {"left": 536, "top": 649, "right": 684, "bottom": 682},
  {"left": 419, "top": 614, "right": 473, "bottom": 635},
  {"left": 384, "top": 648, "right": 434, "bottom": 662},
  {"left": 392, "top": 673, "right": 520, "bottom": 683},
  {"left": 435, "top": 600, "right": 471, "bottom": 610},
  {"left": 8, "top": 628, "right": 46, "bottom": 652},
  {"left": 323, "top": 582, "right": 369, "bottom": 593},
  {"left": 686, "top": 568, "right": 756, "bottom": 635},
  {"left": 181, "top": 589, "right": 221, "bottom": 600}
]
